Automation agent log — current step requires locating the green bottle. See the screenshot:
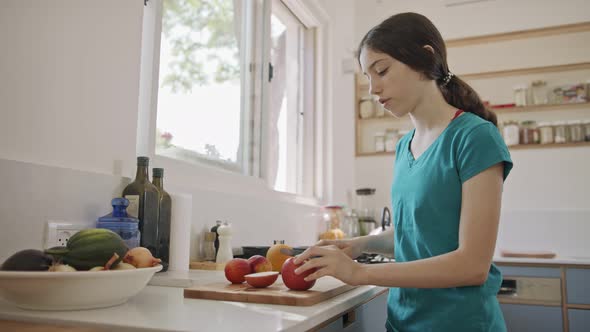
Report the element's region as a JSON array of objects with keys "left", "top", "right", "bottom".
[
  {"left": 152, "top": 167, "right": 171, "bottom": 272},
  {"left": 122, "top": 157, "right": 160, "bottom": 257}
]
